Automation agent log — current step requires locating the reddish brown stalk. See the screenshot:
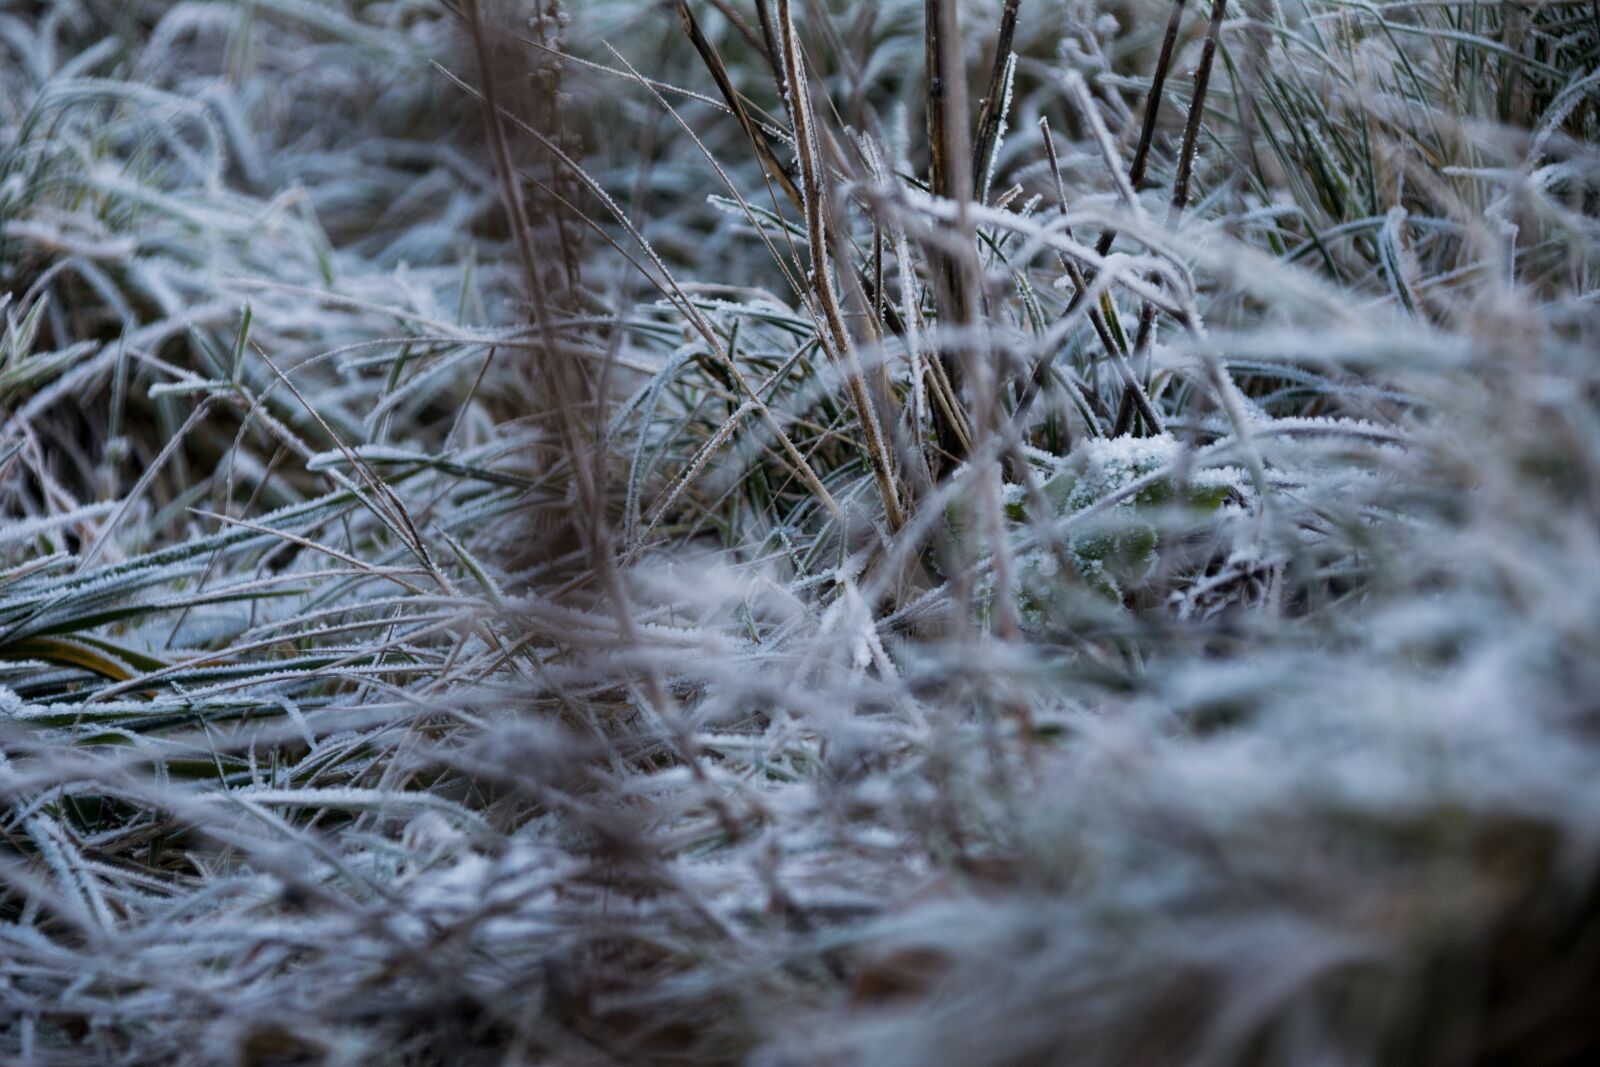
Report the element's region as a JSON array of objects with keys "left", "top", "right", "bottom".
[
  {"left": 752, "top": 0, "right": 791, "bottom": 99},
  {"left": 676, "top": 0, "right": 803, "bottom": 212},
  {"left": 971, "top": 0, "right": 1022, "bottom": 201},
  {"left": 775, "top": 0, "right": 906, "bottom": 530},
  {"left": 461, "top": 1, "right": 736, "bottom": 829},
  {"left": 704, "top": 0, "right": 770, "bottom": 60},
  {"left": 923, "top": 0, "right": 977, "bottom": 466},
  {"left": 462, "top": 0, "right": 599, "bottom": 561}
]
